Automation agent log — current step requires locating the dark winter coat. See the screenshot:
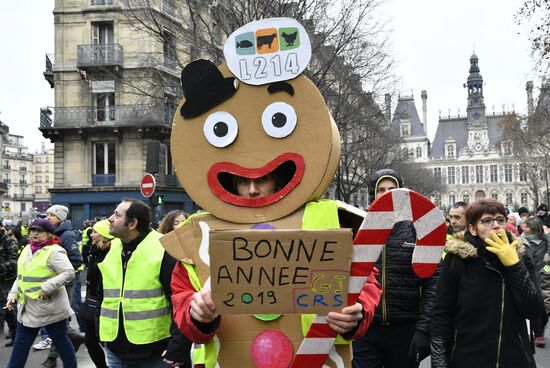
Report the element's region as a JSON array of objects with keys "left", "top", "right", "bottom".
[
  {"left": 0, "top": 229, "right": 19, "bottom": 285},
  {"left": 53, "top": 220, "right": 83, "bottom": 271},
  {"left": 431, "top": 232, "right": 544, "bottom": 368},
  {"left": 372, "top": 220, "right": 440, "bottom": 335}
]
